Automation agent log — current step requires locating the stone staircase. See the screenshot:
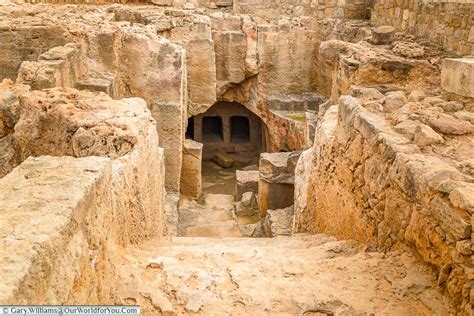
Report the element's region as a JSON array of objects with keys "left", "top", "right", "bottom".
[
  {"left": 115, "top": 234, "right": 453, "bottom": 315},
  {"left": 177, "top": 193, "right": 243, "bottom": 237},
  {"left": 113, "top": 193, "right": 454, "bottom": 314}
]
